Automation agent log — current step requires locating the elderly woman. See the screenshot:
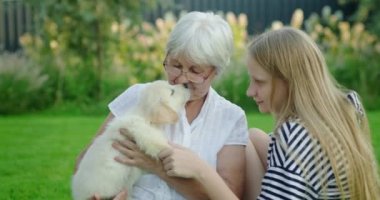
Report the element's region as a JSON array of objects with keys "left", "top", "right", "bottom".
[{"left": 75, "top": 11, "right": 249, "bottom": 200}]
